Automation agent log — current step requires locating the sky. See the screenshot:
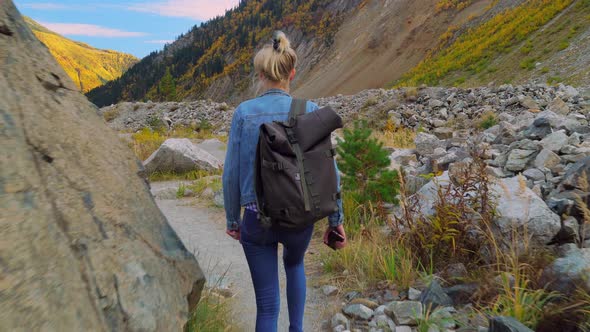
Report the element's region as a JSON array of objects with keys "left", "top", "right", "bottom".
[{"left": 14, "top": 0, "right": 241, "bottom": 58}]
